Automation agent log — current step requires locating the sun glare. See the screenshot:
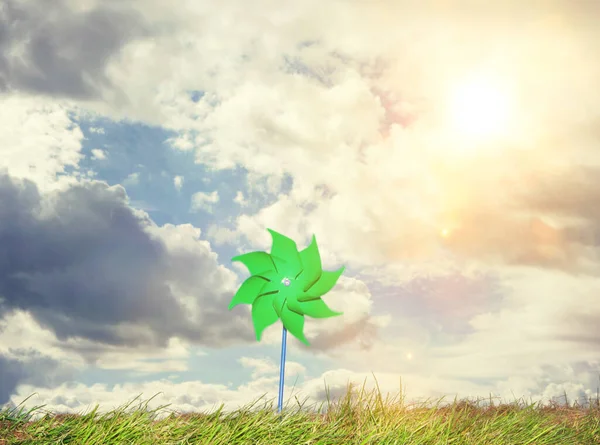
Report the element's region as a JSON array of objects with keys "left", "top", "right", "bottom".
[{"left": 446, "top": 76, "right": 513, "bottom": 141}]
